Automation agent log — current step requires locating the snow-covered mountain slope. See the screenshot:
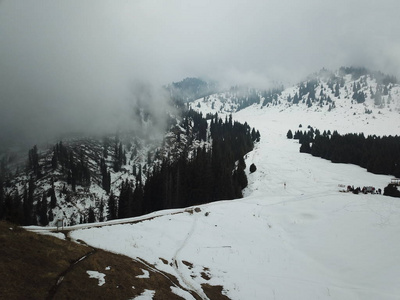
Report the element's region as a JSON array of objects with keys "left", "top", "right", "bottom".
[
  {"left": 4, "top": 112, "right": 213, "bottom": 227},
  {"left": 39, "top": 90, "right": 400, "bottom": 300},
  {"left": 190, "top": 69, "right": 400, "bottom": 136}
]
